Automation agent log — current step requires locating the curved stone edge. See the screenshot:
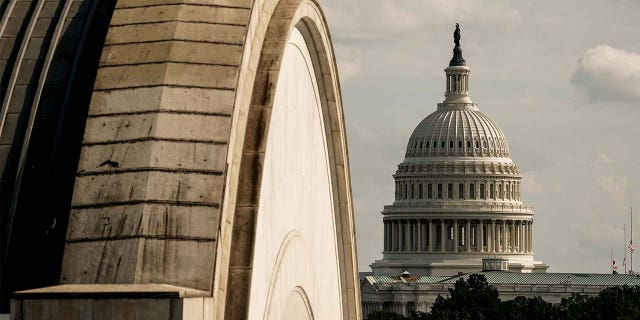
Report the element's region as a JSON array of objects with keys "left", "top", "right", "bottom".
[{"left": 213, "top": 0, "right": 360, "bottom": 319}]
